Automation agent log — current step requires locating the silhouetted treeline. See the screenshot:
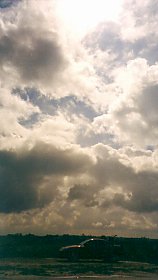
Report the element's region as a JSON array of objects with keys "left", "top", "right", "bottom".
[
  {"left": 0, "top": 234, "right": 91, "bottom": 258},
  {"left": 0, "top": 233, "right": 158, "bottom": 263}
]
